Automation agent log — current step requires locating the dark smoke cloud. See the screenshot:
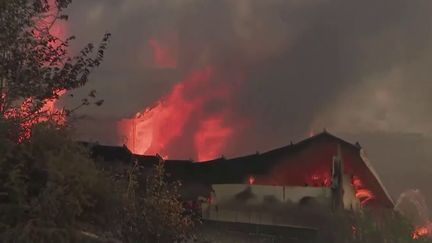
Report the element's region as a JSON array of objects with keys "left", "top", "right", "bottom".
[{"left": 64, "top": 0, "right": 432, "bottom": 203}]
